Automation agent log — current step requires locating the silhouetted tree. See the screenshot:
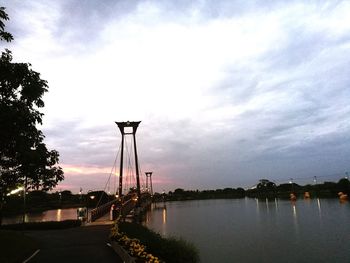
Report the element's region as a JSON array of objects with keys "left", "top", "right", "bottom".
[
  {"left": 0, "top": 7, "right": 13, "bottom": 42},
  {"left": 174, "top": 188, "right": 185, "bottom": 195},
  {"left": 0, "top": 7, "right": 64, "bottom": 224},
  {"left": 256, "top": 179, "right": 276, "bottom": 190},
  {"left": 337, "top": 178, "right": 350, "bottom": 194}
]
